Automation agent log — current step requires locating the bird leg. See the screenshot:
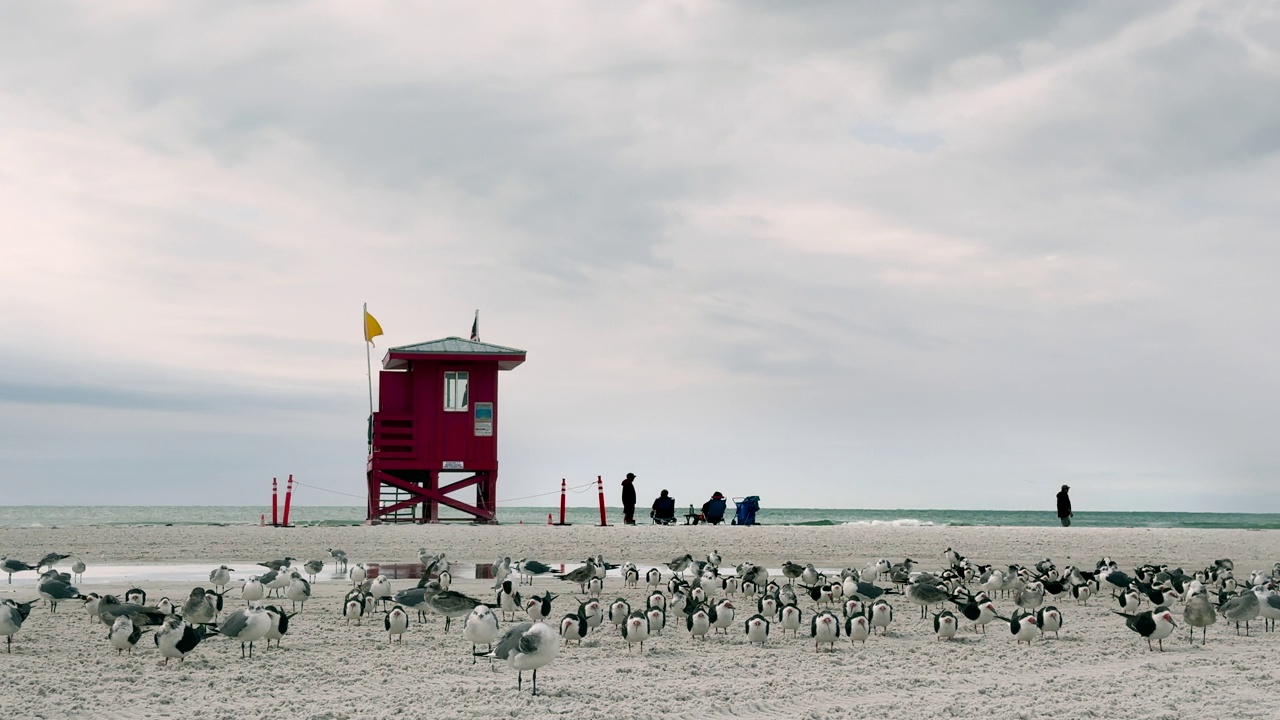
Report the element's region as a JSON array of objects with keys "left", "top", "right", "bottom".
[{"left": 531, "top": 669, "right": 538, "bottom": 697}]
